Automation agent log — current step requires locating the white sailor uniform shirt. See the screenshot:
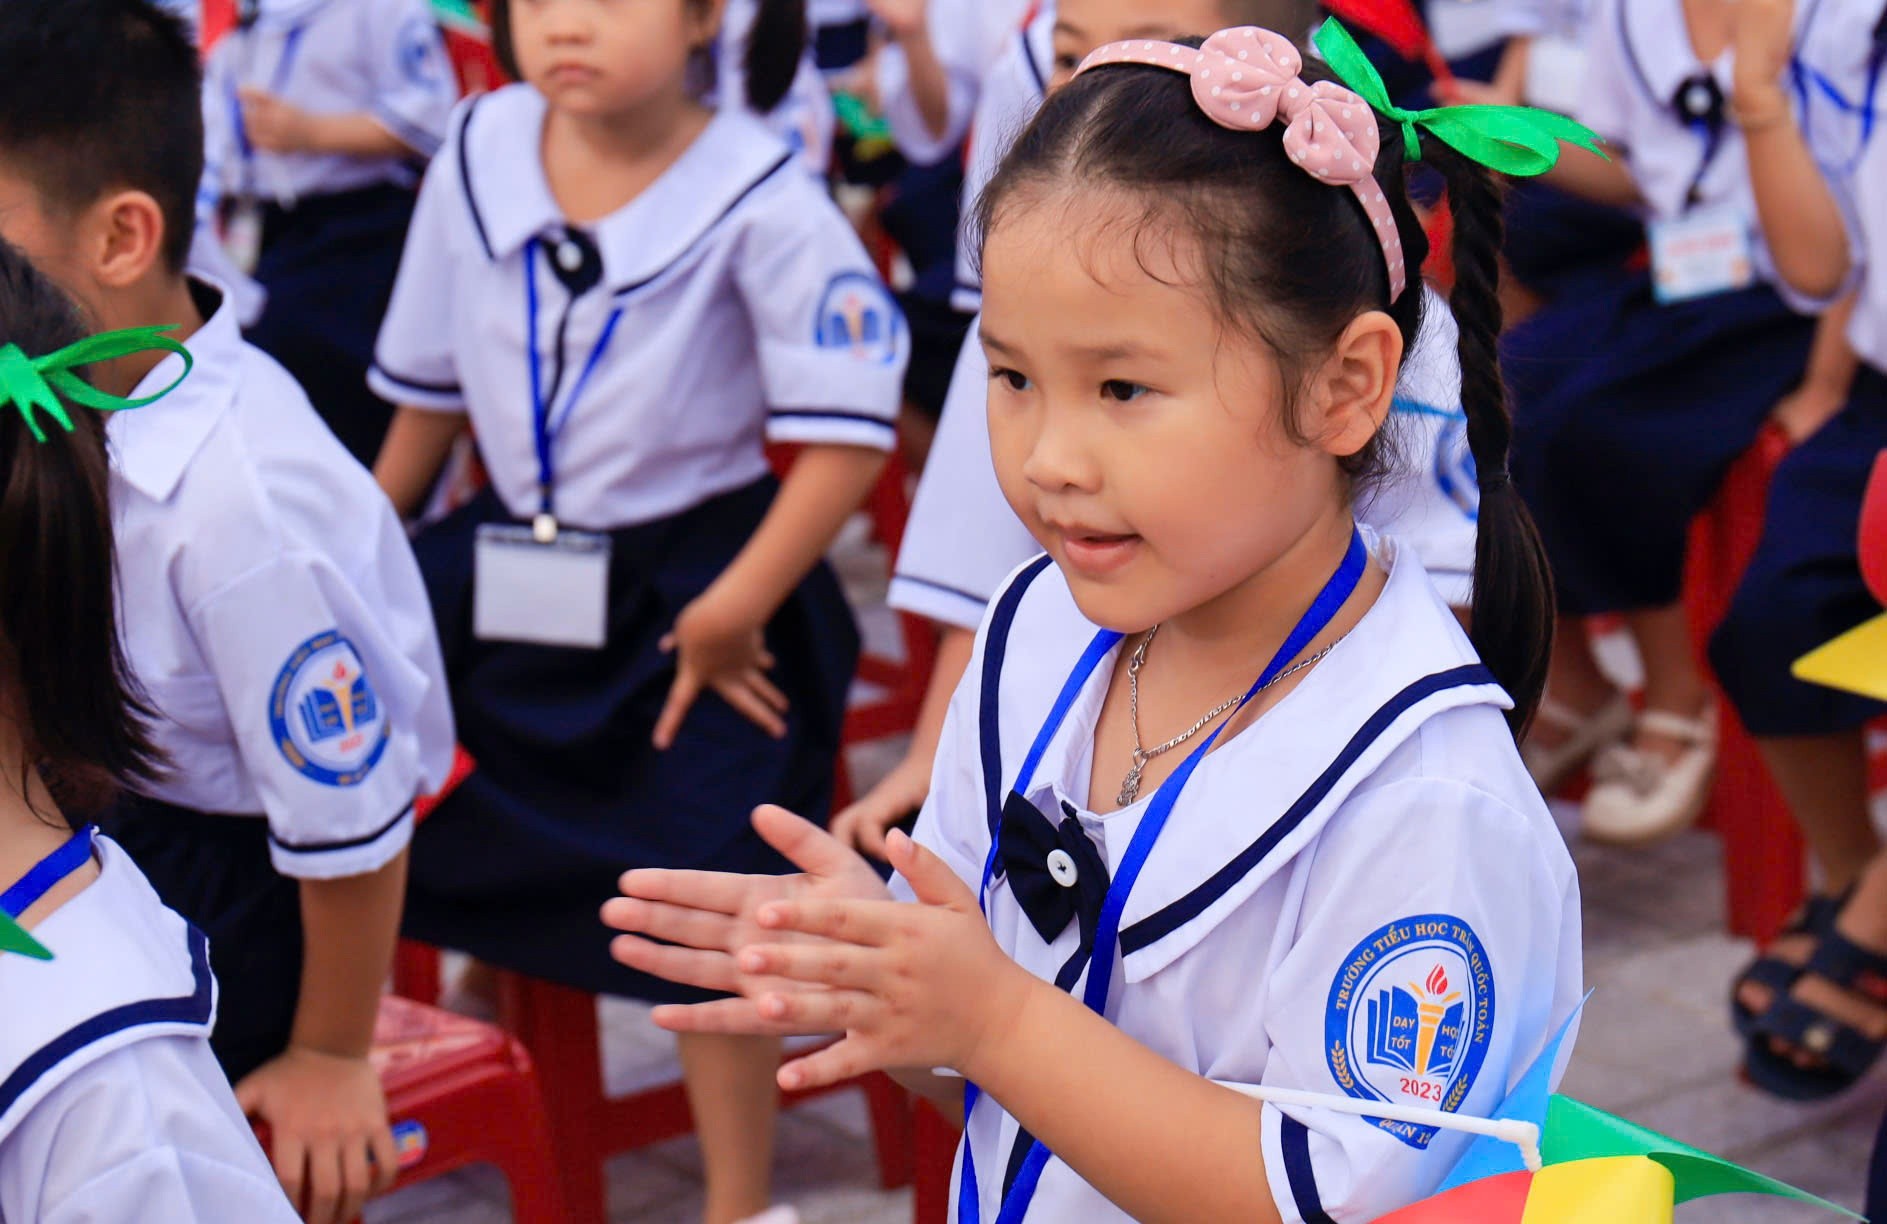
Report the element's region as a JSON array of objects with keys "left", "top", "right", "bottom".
[
  {"left": 905, "top": 535, "right": 1583, "bottom": 1222},
  {"left": 109, "top": 281, "right": 455, "bottom": 881},
  {"left": 875, "top": 0, "right": 1035, "bottom": 166},
  {"left": 0, "top": 832, "right": 298, "bottom": 1223},
  {"left": 370, "top": 86, "right": 907, "bottom": 532}
]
